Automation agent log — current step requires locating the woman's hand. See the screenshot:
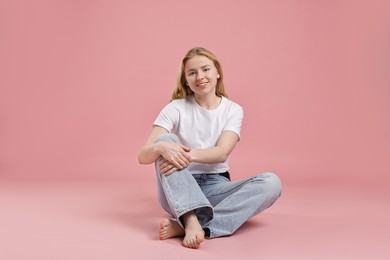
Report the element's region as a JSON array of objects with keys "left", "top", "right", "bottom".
[
  {"left": 158, "top": 158, "right": 180, "bottom": 176},
  {"left": 158, "top": 142, "right": 191, "bottom": 175}
]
